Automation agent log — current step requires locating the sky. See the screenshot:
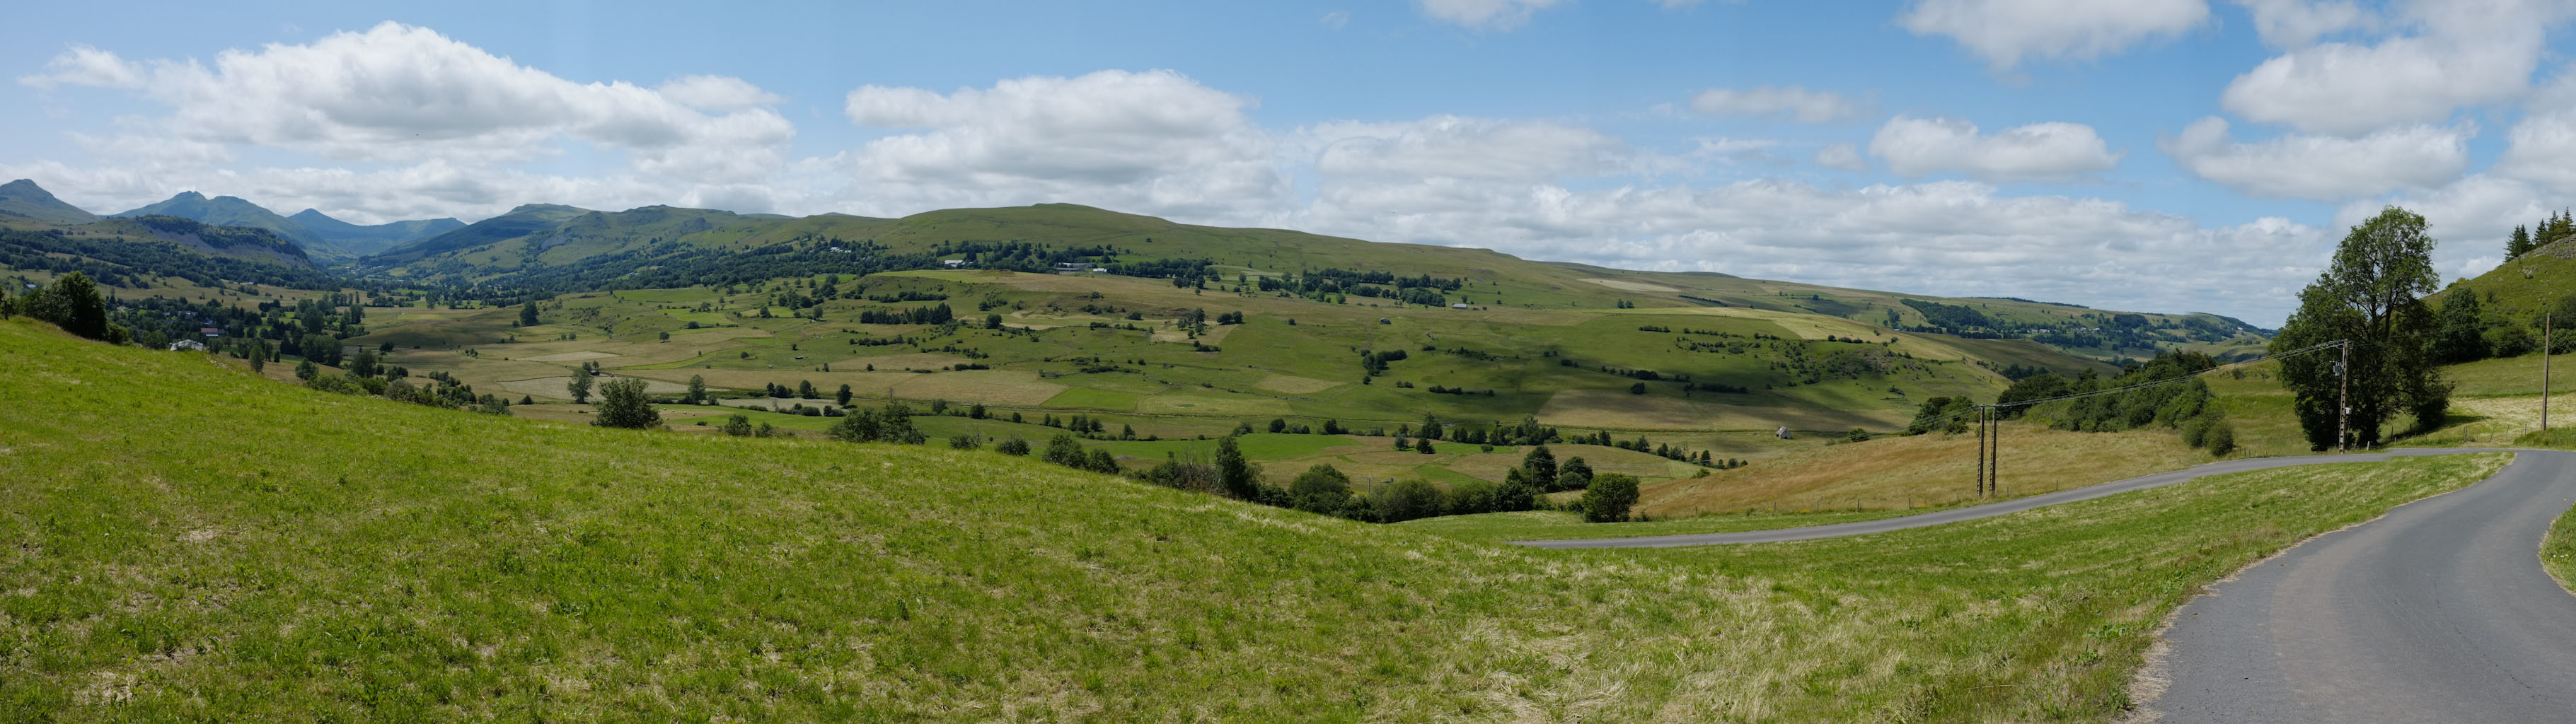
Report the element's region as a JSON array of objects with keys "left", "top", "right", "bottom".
[{"left": 6, "top": 0, "right": 2573, "bottom": 325}]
